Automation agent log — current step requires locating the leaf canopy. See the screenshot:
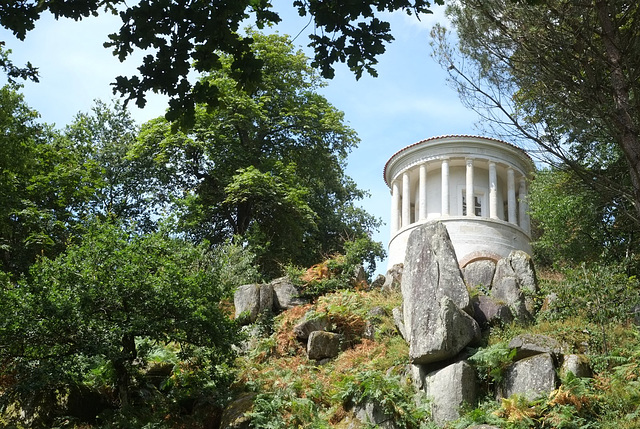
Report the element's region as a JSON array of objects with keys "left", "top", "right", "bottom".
[{"left": 1, "top": 0, "right": 443, "bottom": 127}]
